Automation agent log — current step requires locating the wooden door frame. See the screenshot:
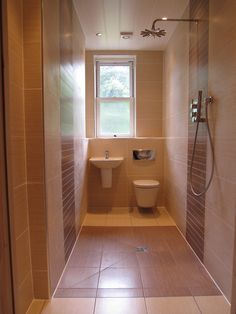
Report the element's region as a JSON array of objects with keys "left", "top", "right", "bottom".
[{"left": 0, "top": 0, "right": 15, "bottom": 312}]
